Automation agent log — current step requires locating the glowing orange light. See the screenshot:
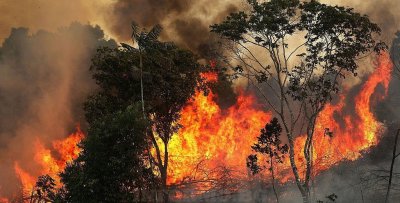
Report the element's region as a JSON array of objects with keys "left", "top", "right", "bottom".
[{"left": 167, "top": 53, "right": 393, "bottom": 196}]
